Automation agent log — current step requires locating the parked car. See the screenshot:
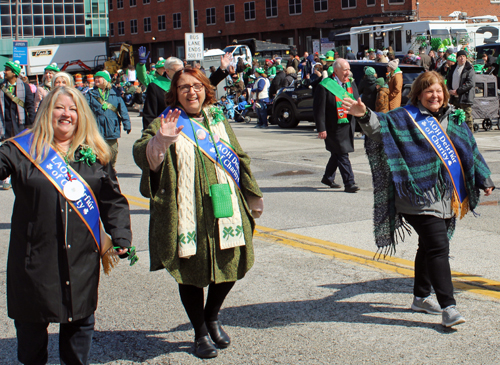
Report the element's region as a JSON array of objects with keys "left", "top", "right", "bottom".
[{"left": 272, "top": 61, "right": 425, "bottom": 128}]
